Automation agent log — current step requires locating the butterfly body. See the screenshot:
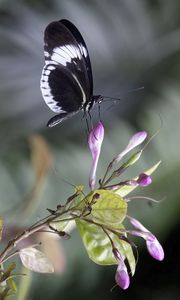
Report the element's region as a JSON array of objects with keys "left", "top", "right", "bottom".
[{"left": 40, "top": 19, "right": 100, "bottom": 127}]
